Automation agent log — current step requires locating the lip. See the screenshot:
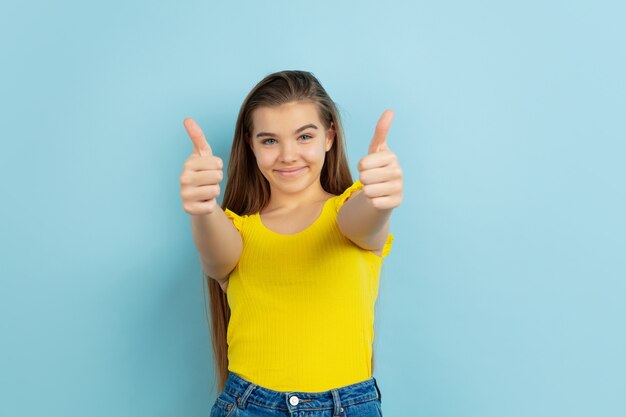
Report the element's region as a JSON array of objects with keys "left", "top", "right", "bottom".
[{"left": 275, "top": 167, "right": 306, "bottom": 177}]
